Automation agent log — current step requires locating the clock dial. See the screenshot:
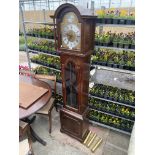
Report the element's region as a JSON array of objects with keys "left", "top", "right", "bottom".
[{"left": 61, "top": 12, "right": 81, "bottom": 50}]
